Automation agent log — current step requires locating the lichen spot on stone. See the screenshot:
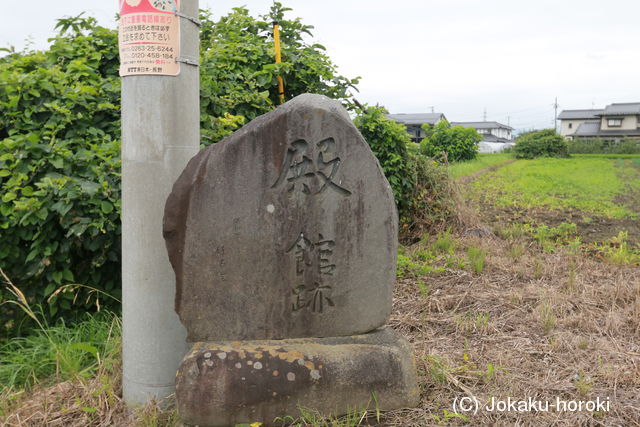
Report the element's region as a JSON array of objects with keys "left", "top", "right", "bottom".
[
  {"left": 205, "top": 359, "right": 214, "bottom": 367},
  {"left": 204, "top": 352, "right": 211, "bottom": 358},
  {"left": 235, "top": 362, "right": 242, "bottom": 369},
  {"left": 272, "top": 370, "right": 279, "bottom": 376},
  {"left": 217, "top": 352, "right": 227, "bottom": 360},
  {"left": 272, "top": 392, "right": 277, "bottom": 397},
  {"left": 287, "top": 372, "right": 296, "bottom": 381},
  {"left": 253, "top": 361, "right": 263, "bottom": 370},
  {"left": 247, "top": 360, "right": 253, "bottom": 366},
  {"left": 297, "top": 358, "right": 305, "bottom": 366},
  {"left": 310, "top": 369, "right": 321, "bottom": 380},
  {"left": 266, "top": 204, "right": 275, "bottom": 213}
]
